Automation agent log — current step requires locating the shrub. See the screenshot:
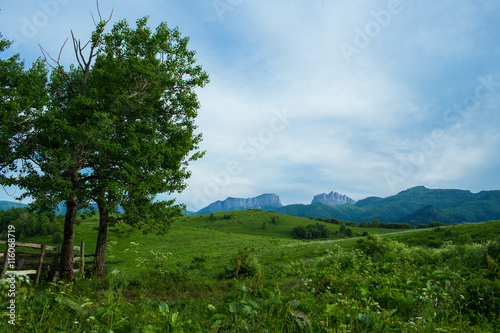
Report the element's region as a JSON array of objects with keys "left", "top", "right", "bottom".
[
  {"left": 355, "top": 234, "right": 387, "bottom": 256},
  {"left": 370, "top": 218, "right": 380, "bottom": 228},
  {"left": 457, "top": 278, "right": 500, "bottom": 322},
  {"left": 325, "top": 218, "right": 342, "bottom": 224},
  {"left": 219, "top": 247, "right": 260, "bottom": 279},
  {"left": 52, "top": 231, "right": 63, "bottom": 244},
  {"left": 292, "top": 223, "right": 330, "bottom": 239},
  {"left": 191, "top": 254, "right": 209, "bottom": 269}
]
